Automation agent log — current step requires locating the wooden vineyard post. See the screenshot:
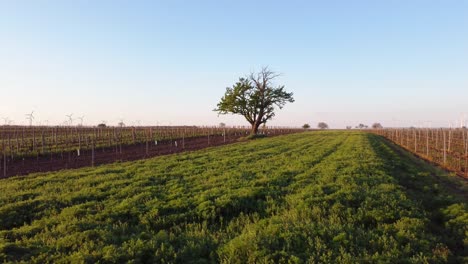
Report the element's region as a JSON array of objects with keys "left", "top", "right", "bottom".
[
  {"left": 465, "top": 130, "right": 468, "bottom": 177},
  {"left": 435, "top": 129, "right": 439, "bottom": 162},
  {"left": 414, "top": 129, "right": 417, "bottom": 152},
  {"left": 405, "top": 130, "right": 408, "bottom": 148},
  {"left": 169, "top": 128, "right": 173, "bottom": 148},
  {"left": 426, "top": 129, "right": 429, "bottom": 157},
  {"left": 67, "top": 135, "right": 71, "bottom": 164},
  {"left": 108, "top": 128, "right": 111, "bottom": 148},
  {"left": 464, "top": 130, "right": 468, "bottom": 177},
  {"left": 15, "top": 128, "right": 19, "bottom": 157},
  {"left": 78, "top": 131, "right": 82, "bottom": 156},
  {"left": 182, "top": 128, "right": 185, "bottom": 149},
  {"left": 400, "top": 129, "right": 403, "bottom": 145},
  {"left": 91, "top": 138, "right": 95, "bottom": 167},
  {"left": 459, "top": 143, "right": 462, "bottom": 174},
  {"left": 32, "top": 126, "right": 36, "bottom": 153},
  {"left": 400, "top": 129, "right": 403, "bottom": 147},
  {"left": 41, "top": 130, "right": 45, "bottom": 155},
  {"left": 207, "top": 127, "right": 210, "bottom": 146},
  {"left": 224, "top": 128, "right": 226, "bottom": 143},
  {"left": 443, "top": 130, "right": 447, "bottom": 165},
  {"left": 119, "top": 130, "right": 122, "bottom": 155},
  {"left": 113, "top": 128, "right": 117, "bottom": 155},
  {"left": 431, "top": 129, "right": 434, "bottom": 143},
  {"left": 448, "top": 129, "right": 452, "bottom": 153},
  {"left": 3, "top": 144, "right": 6, "bottom": 178},
  {"left": 7, "top": 134, "right": 11, "bottom": 159},
  {"left": 145, "top": 129, "right": 149, "bottom": 156},
  {"left": 462, "top": 129, "right": 465, "bottom": 174},
  {"left": 2, "top": 139, "right": 5, "bottom": 178}
]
